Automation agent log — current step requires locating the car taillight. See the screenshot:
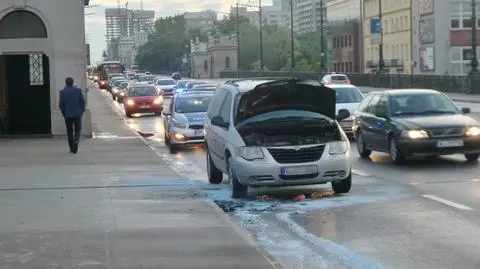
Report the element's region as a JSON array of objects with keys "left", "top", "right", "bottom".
[
  {"left": 345, "top": 80, "right": 350, "bottom": 84},
  {"left": 328, "top": 80, "right": 333, "bottom": 84}
]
